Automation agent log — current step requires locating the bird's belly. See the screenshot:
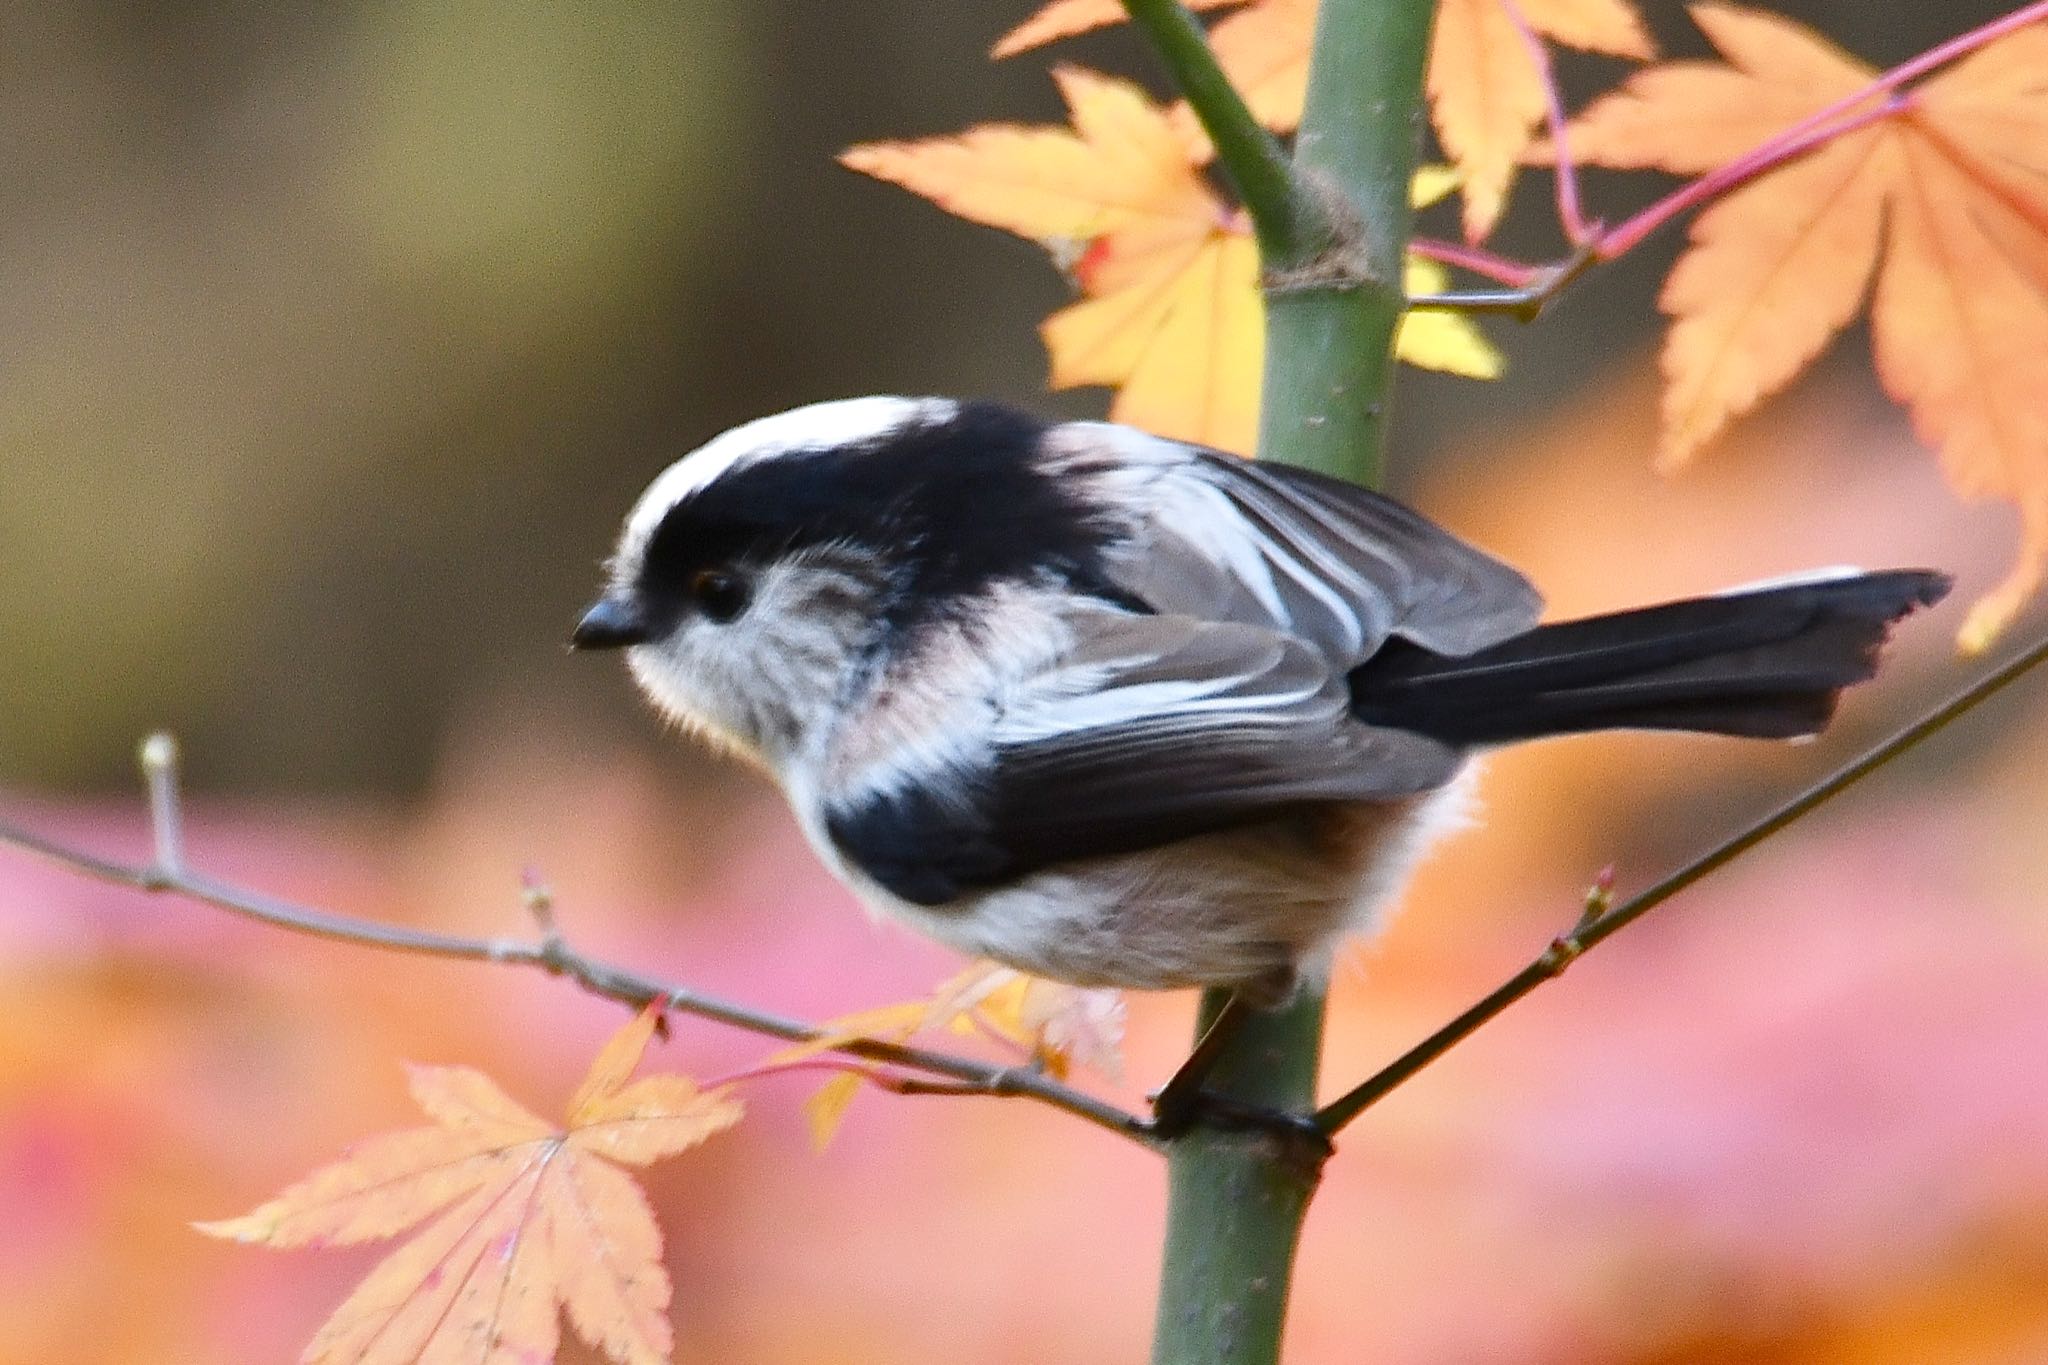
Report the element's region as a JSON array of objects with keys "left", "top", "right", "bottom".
[{"left": 860, "top": 780, "right": 1472, "bottom": 999}]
